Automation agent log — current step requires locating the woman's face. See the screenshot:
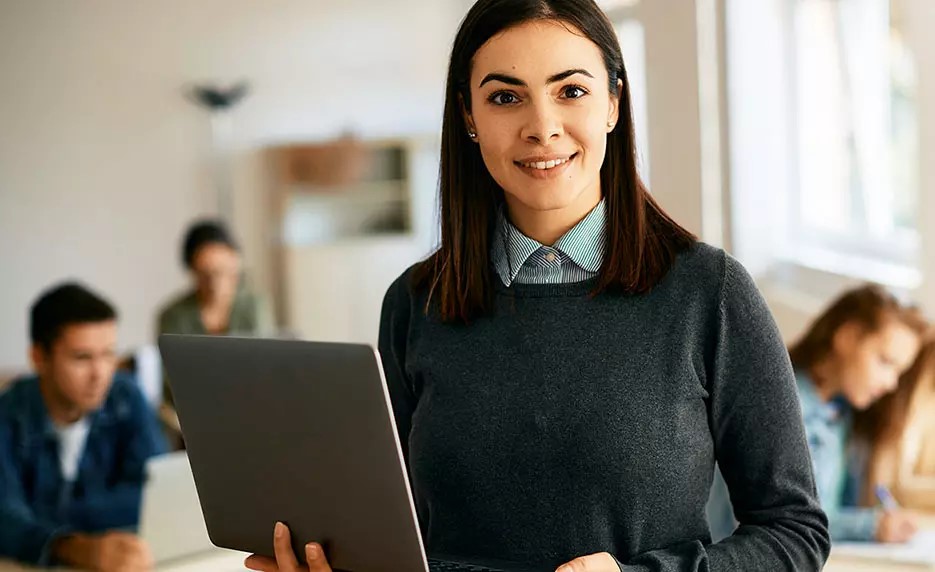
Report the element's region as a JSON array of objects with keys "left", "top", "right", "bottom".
[
  {"left": 190, "top": 242, "right": 241, "bottom": 306},
  {"left": 464, "top": 20, "right": 620, "bottom": 227},
  {"left": 835, "top": 320, "right": 921, "bottom": 410}
]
